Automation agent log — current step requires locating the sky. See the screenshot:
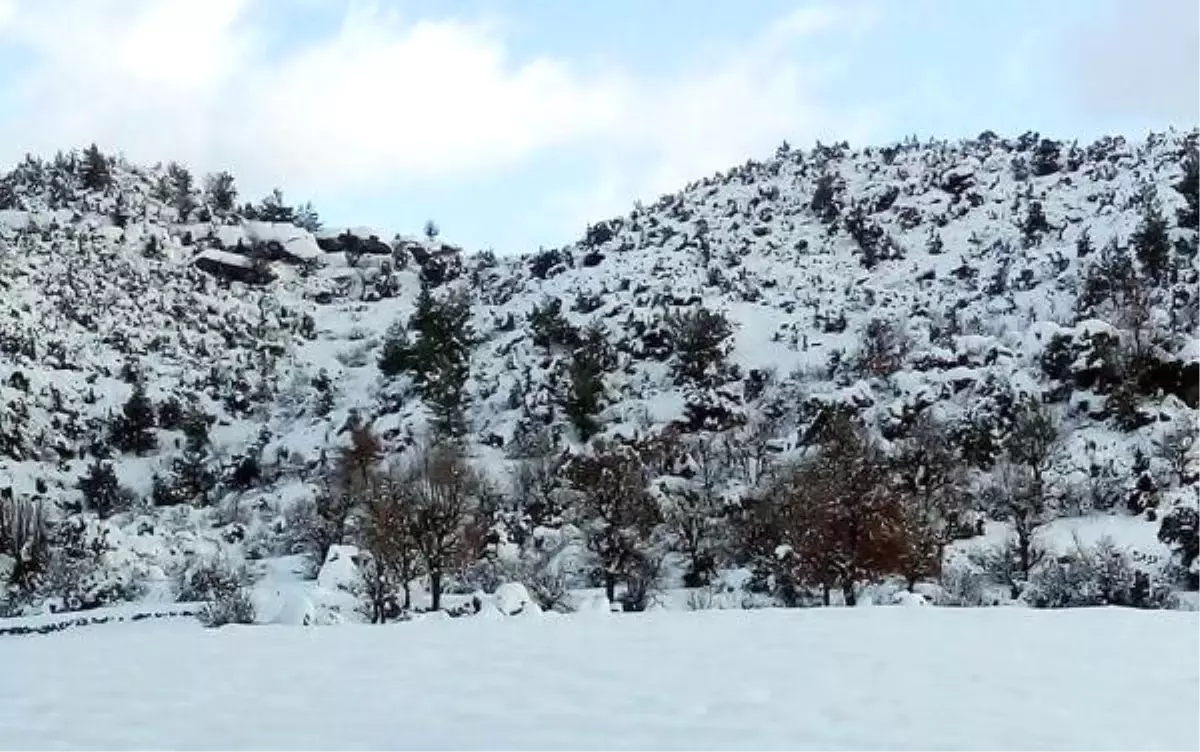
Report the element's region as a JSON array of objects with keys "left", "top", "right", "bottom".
[{"left": 0, "top": 0, "right": 1196, "bottom": 254}]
